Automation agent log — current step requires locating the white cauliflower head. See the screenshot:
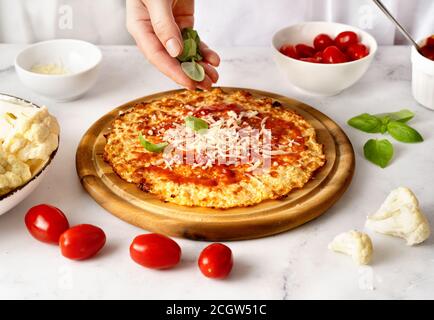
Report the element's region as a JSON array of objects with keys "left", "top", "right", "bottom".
[
  {"left": 328, "top": 230, "right": 373, "bottom": 265},
  {"left": 366, "top": 187, "right": 430, "bottom": 246},
  {"left": 1, "top": 106, "right": 59, "bottom": 162},
  {"left": 0, "top": 147, "right": 31, "bottom": 195}
]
